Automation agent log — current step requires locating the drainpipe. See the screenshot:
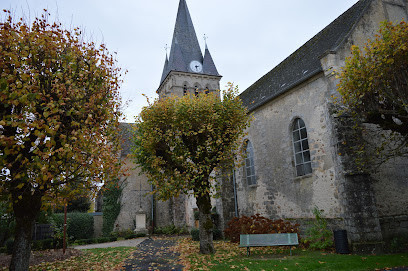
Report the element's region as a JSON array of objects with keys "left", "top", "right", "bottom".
[{"left": 232, "top": 169, "right": 239, "bottom": 217}]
